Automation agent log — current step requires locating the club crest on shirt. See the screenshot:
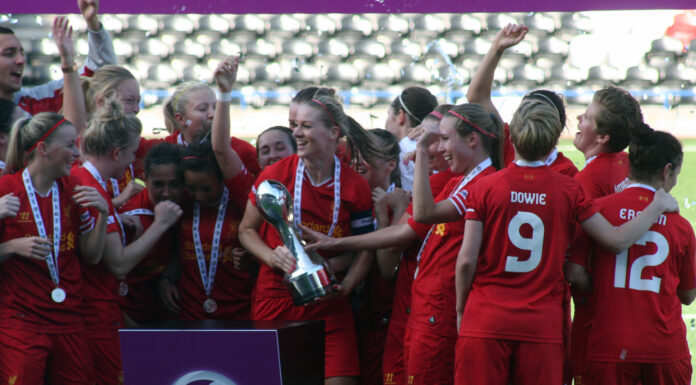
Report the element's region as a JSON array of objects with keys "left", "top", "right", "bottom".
[
  {"left": 434, "top": 223, "right": 446, "bottom": 237},
  {"left": 17, "top": 211, "right": 32, "bottom": 223}
]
